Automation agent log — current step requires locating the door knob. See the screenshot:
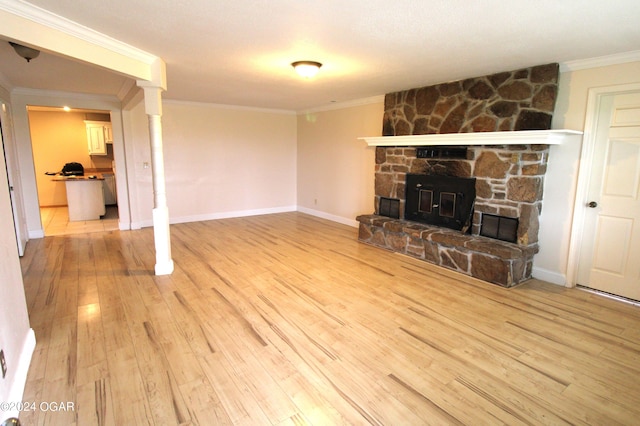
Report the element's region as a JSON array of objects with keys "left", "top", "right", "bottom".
[{"left": 587, "top": 201, "right": 598, "bottom": 208}]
